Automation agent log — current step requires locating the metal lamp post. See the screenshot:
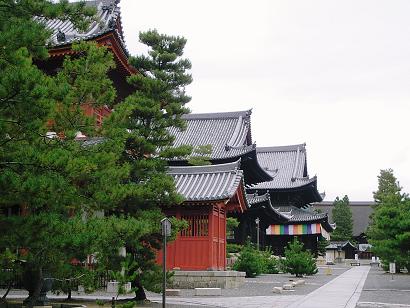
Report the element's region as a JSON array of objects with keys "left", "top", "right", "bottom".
[
  {"left": 255, "top": 218, "right": 260, "bottom": 250},
  {"left": 161, "top": 218, "right": 172, "bottom": 308},
  {"left": 337, "top": 244, "right": 342, "bottom": 263}
]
